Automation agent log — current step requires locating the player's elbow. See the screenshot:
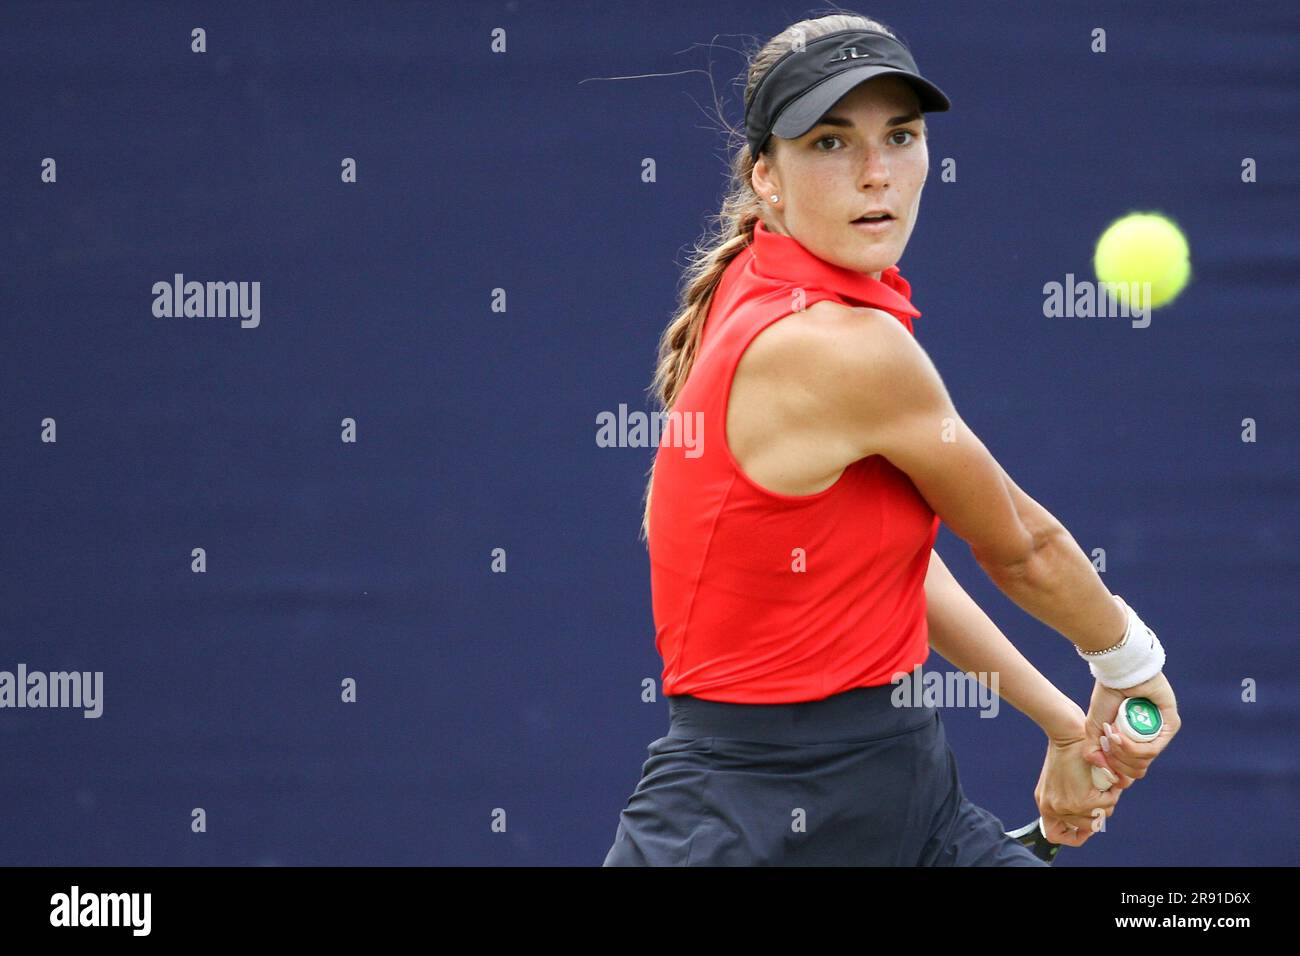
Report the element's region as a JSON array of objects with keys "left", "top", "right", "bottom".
[
  {"left": 970, "top": 523, "right": 1036, "bottom": 579},
  {"left": 973, "top": 518, "right": 1069, "bottom": 592},
  {"left": 970, "top": 471, "right": 1068, "bottom": 581}
]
